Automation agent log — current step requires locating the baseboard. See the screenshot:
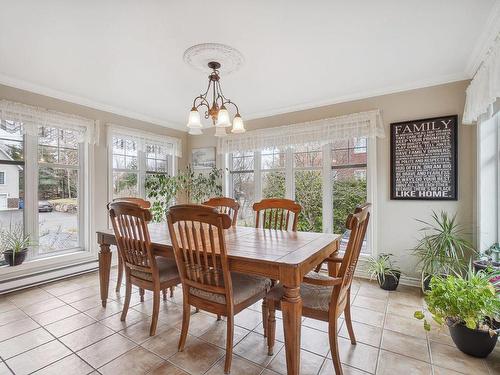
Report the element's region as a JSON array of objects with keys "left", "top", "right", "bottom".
[{"left": 354, "top": 268, "right": 421, "bottom": 288}]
